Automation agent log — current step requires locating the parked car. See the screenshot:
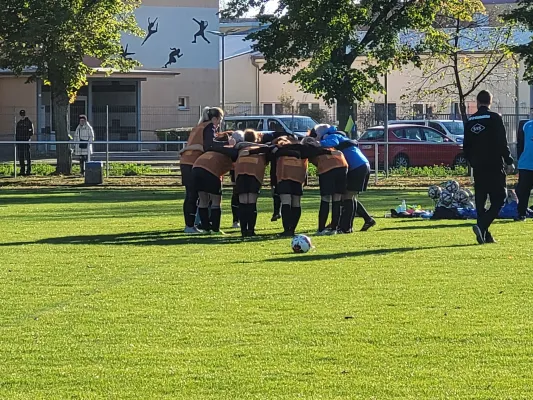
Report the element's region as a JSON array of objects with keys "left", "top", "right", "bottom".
[
  {"left": 223, "top": 115, "right": 317, "bottom": 137},
  {"left": 358, "top": 124, "right": 467, "bottom": 168},
  {"left": 388, "top": 119, "right": 464, "bottom": 143}
]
